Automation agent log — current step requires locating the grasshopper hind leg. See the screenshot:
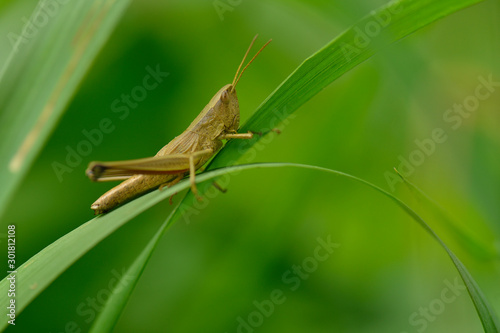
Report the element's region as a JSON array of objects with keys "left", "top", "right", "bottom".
[{"left": 189, "top": 154, "right": 203, "bottom": 202}]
